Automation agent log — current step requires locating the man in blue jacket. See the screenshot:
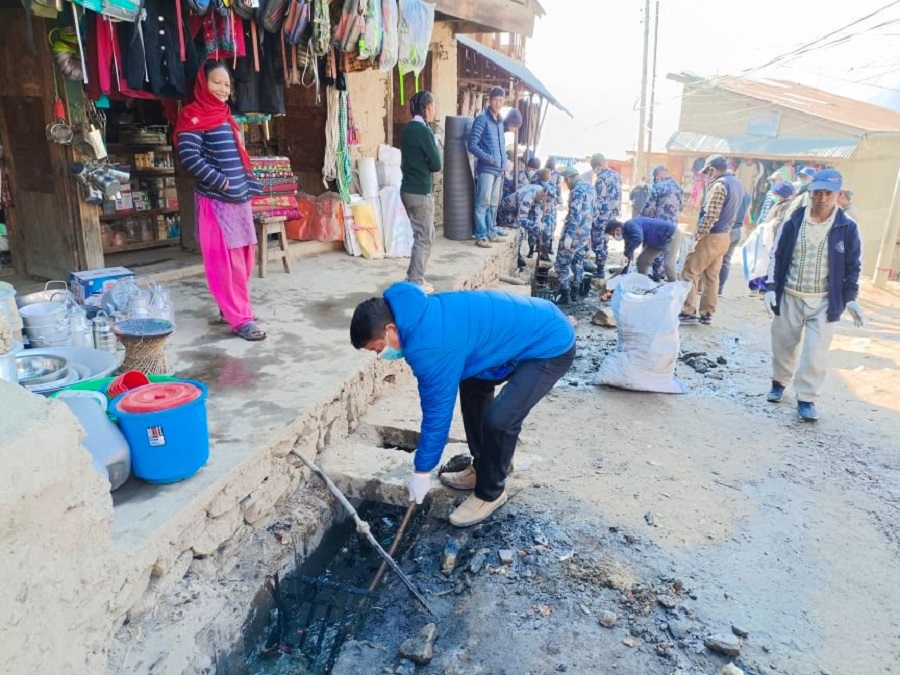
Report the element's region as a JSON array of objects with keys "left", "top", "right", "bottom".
[
  {"left": 617, "top": 216, "right": 683, "bottom": 281},
  {"left": 350, "top": 283, "right": 576, "bottom": 527},
  {"left": 763, "top": 169, "right": 866, "bottom": 422},
  {"left": 467, "top": 88, "right": 509, "bottom": 248}
]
